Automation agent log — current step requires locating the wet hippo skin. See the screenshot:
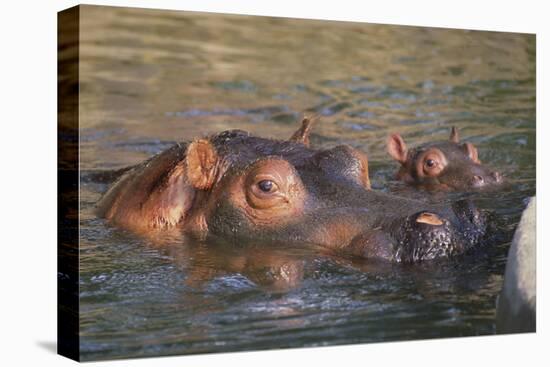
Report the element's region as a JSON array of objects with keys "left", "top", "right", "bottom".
[
  {"left": 97, "top": 117, "right": 489, "bottom": 263},
  {"left": 387, "top": 127, "right": 503, "bottom": 190}
]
